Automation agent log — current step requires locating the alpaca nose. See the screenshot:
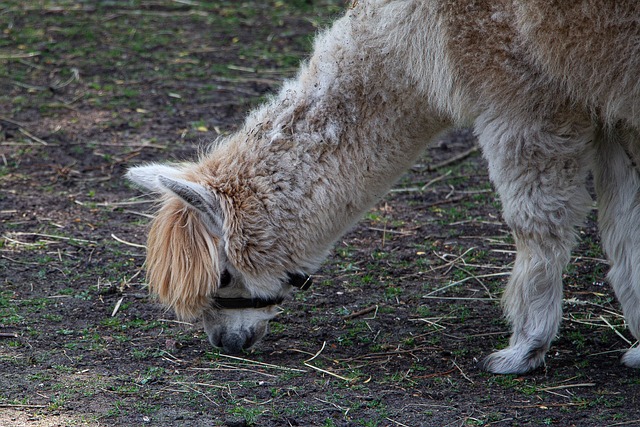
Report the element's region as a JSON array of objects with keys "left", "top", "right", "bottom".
[{"left": 220, "top": 332, "right": 252, "bottom": 354}]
